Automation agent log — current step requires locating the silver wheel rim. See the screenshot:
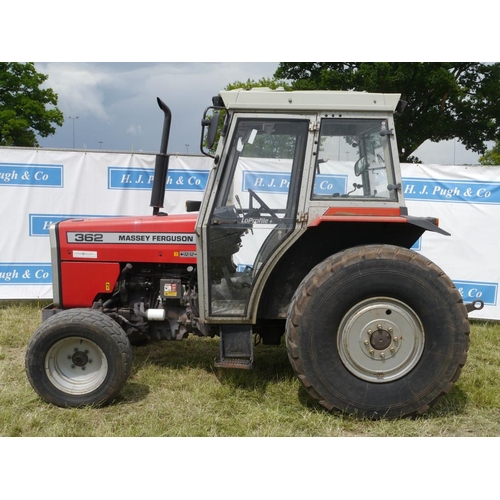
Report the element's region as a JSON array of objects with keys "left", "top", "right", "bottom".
[
  {"left": 338, "top": 297, "right": 425, "bottom": 383},
  {"left": 45, "top": 337, "right": 108, "bottom": 395}
]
